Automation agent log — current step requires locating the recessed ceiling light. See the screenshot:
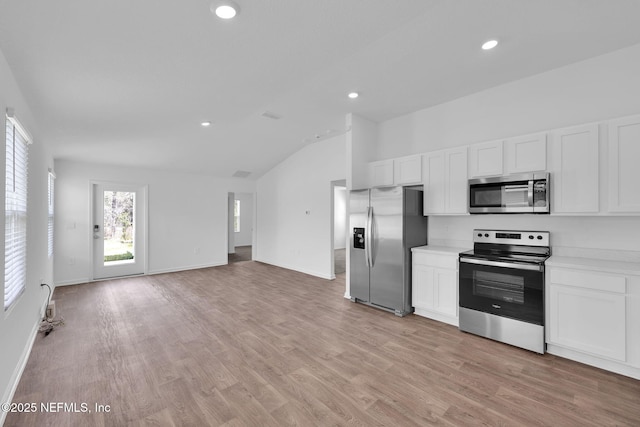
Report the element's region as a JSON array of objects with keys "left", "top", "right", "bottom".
[
  {"left": 348, "top": 92, "right": 359, "bottom": 99},
  {"left": 212, "top": 1, "right": 239, "bottom": 19},
  {"left": 482, "top": 40, "right": 499, "bottom": 50},
  {"left": 201, "top": 121, "right": 212, "bottom": 127}
]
